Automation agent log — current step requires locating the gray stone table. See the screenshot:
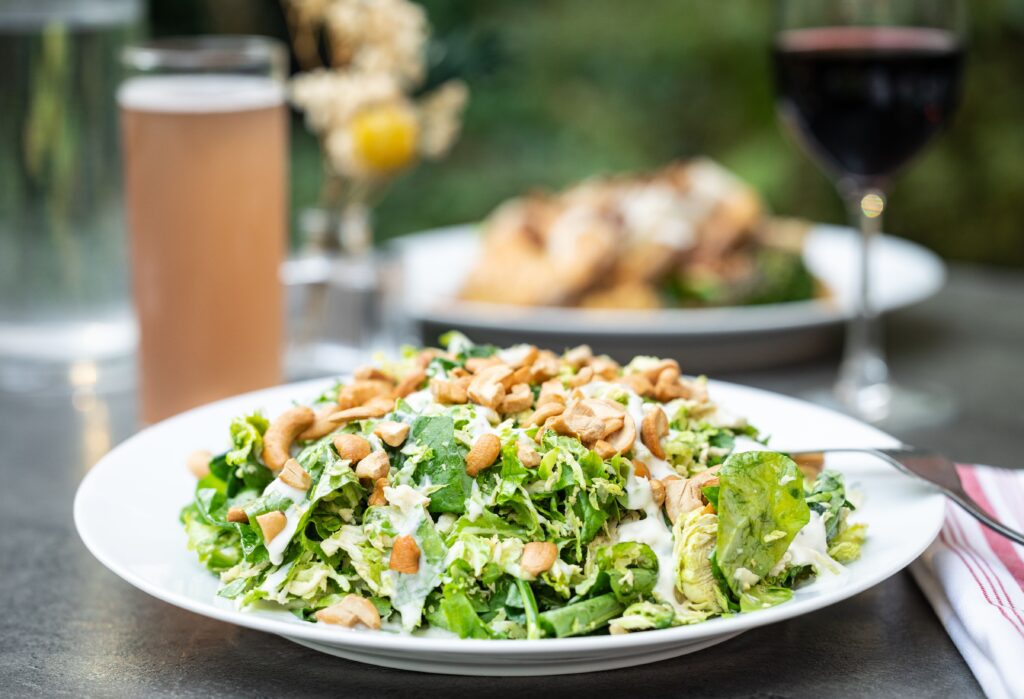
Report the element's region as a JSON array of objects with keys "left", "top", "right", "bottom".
[{"left": 3, "top": 264, "right": 1022, "bottom": 697}]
